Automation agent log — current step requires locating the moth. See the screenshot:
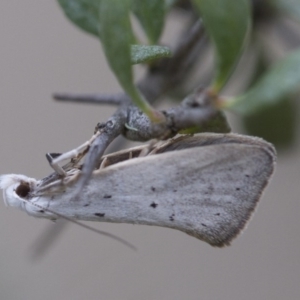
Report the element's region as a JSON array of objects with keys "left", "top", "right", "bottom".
[{"left": 0, "top": 133, "right": 276, "bottom": 247}]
